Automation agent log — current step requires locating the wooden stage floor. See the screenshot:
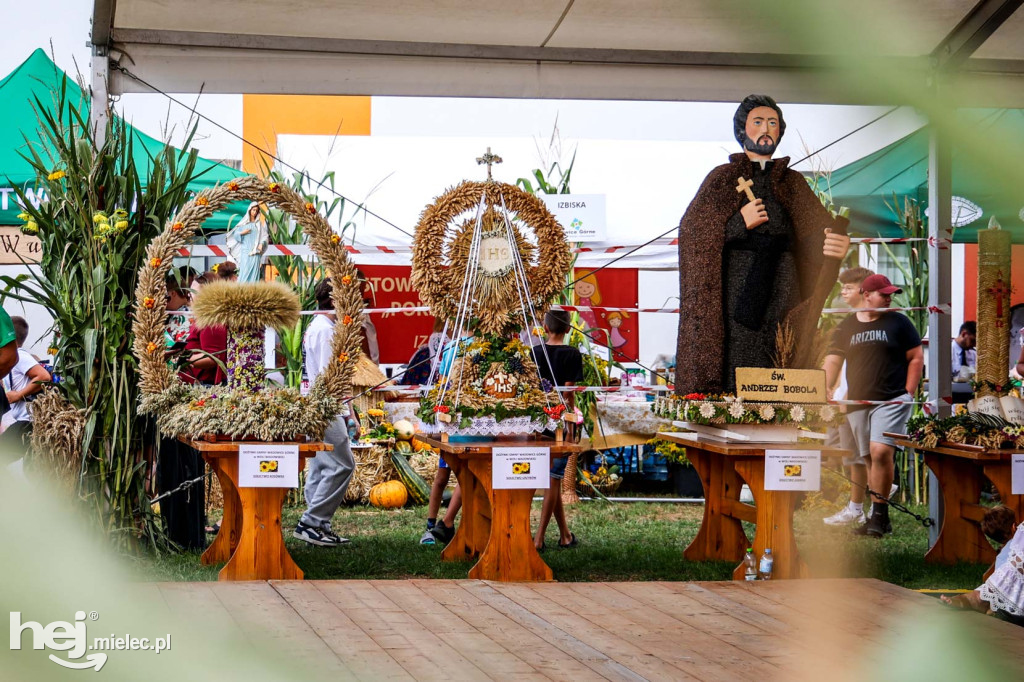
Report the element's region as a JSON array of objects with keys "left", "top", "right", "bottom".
[{"left": 152, "top": 579, "right": 1024, "bottom": 680}]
